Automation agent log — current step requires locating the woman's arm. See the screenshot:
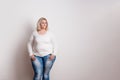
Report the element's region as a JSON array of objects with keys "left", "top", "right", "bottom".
[
  {"left": 50, "top": 33, "right": 58, "bottom": 56},
  {"left": 27, "top": 32, "right": 35, "bottom": 57}
]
